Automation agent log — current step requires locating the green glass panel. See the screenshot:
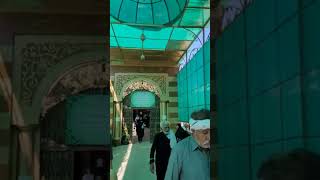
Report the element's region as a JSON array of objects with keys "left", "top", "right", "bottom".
[
  {"left": 178, "top": 0, "right": 188, "bottom": 9},
  {"left": 204, "top": 41, "right": 210, "bottom": 65},
  {"left": 205, "top": 83, "right": 210, "bottom": 104},
  {"left": 195, "top": 48, "right": 203, "bottom": 69},
  {"left": 188, "top": 0, "right": 210, "bottom": 8},
  {"left": 191, "top": 57, "right": 197, "bottom": 72},
  {"left": 137, "top": 3, "right": 153, "bottom": 24},
  {"left": 192, "top": 89, "right": 198, "bottom": 106},
  {"left": 167, "top": 0, "right": 181, "bottom": 21},
  {"left": 204, "top": 63, "right": 210, "bottom": 84},
  {"left": 119, "top": 0, "right": 137, "bottom": 23},
  {"left": 111, "top": 0, "right": 188, "bottom": 25},
  {"left": 144, "top": 39, "right": 168, "bottom": 50},
  {"left": 117, "top": 38, "right": 142, "bottom": 49},
  {"left": 153, "top": 1, "right": 169, "bottom": 24},
  {"left": 197, "top": 52, "right": 204, "bottom": 68},
  {"left": 197, "top": 69, "right": 204, "bottom": 86},
  {"left": 110, "top": 27, "right": 115, "bottom": 37},
  {"left": 198, "top": 86, "right": 205, "bottom": 105},
  {"left": 144, "top": 28, "right": 172, "bottom": 40},
  {"left": 110, "top": 0, "right": 122, "bottom": 19},
  {"left": 171, "top": 28, "right": 201, "bottom": 40},
  {"left": 112, "top": 24, "right": 142, "bottom": 38},
  {"left": 110, "top": 16, "right": 120, "bottom": 23},
  {"left": 110, "top": 37, "right": 118, "bottom": 47},
  {"left": 180, "top": 8, "right": 210, "bottom": 26},
  {"left": 186, "top": 62, "right": 191, "bottom": 75},
  {"left": 205, "top": 103, "right": 210, "bottom": 110},
  {"left": 192, "top": 72, "right": 198, "bottom": 89}
]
